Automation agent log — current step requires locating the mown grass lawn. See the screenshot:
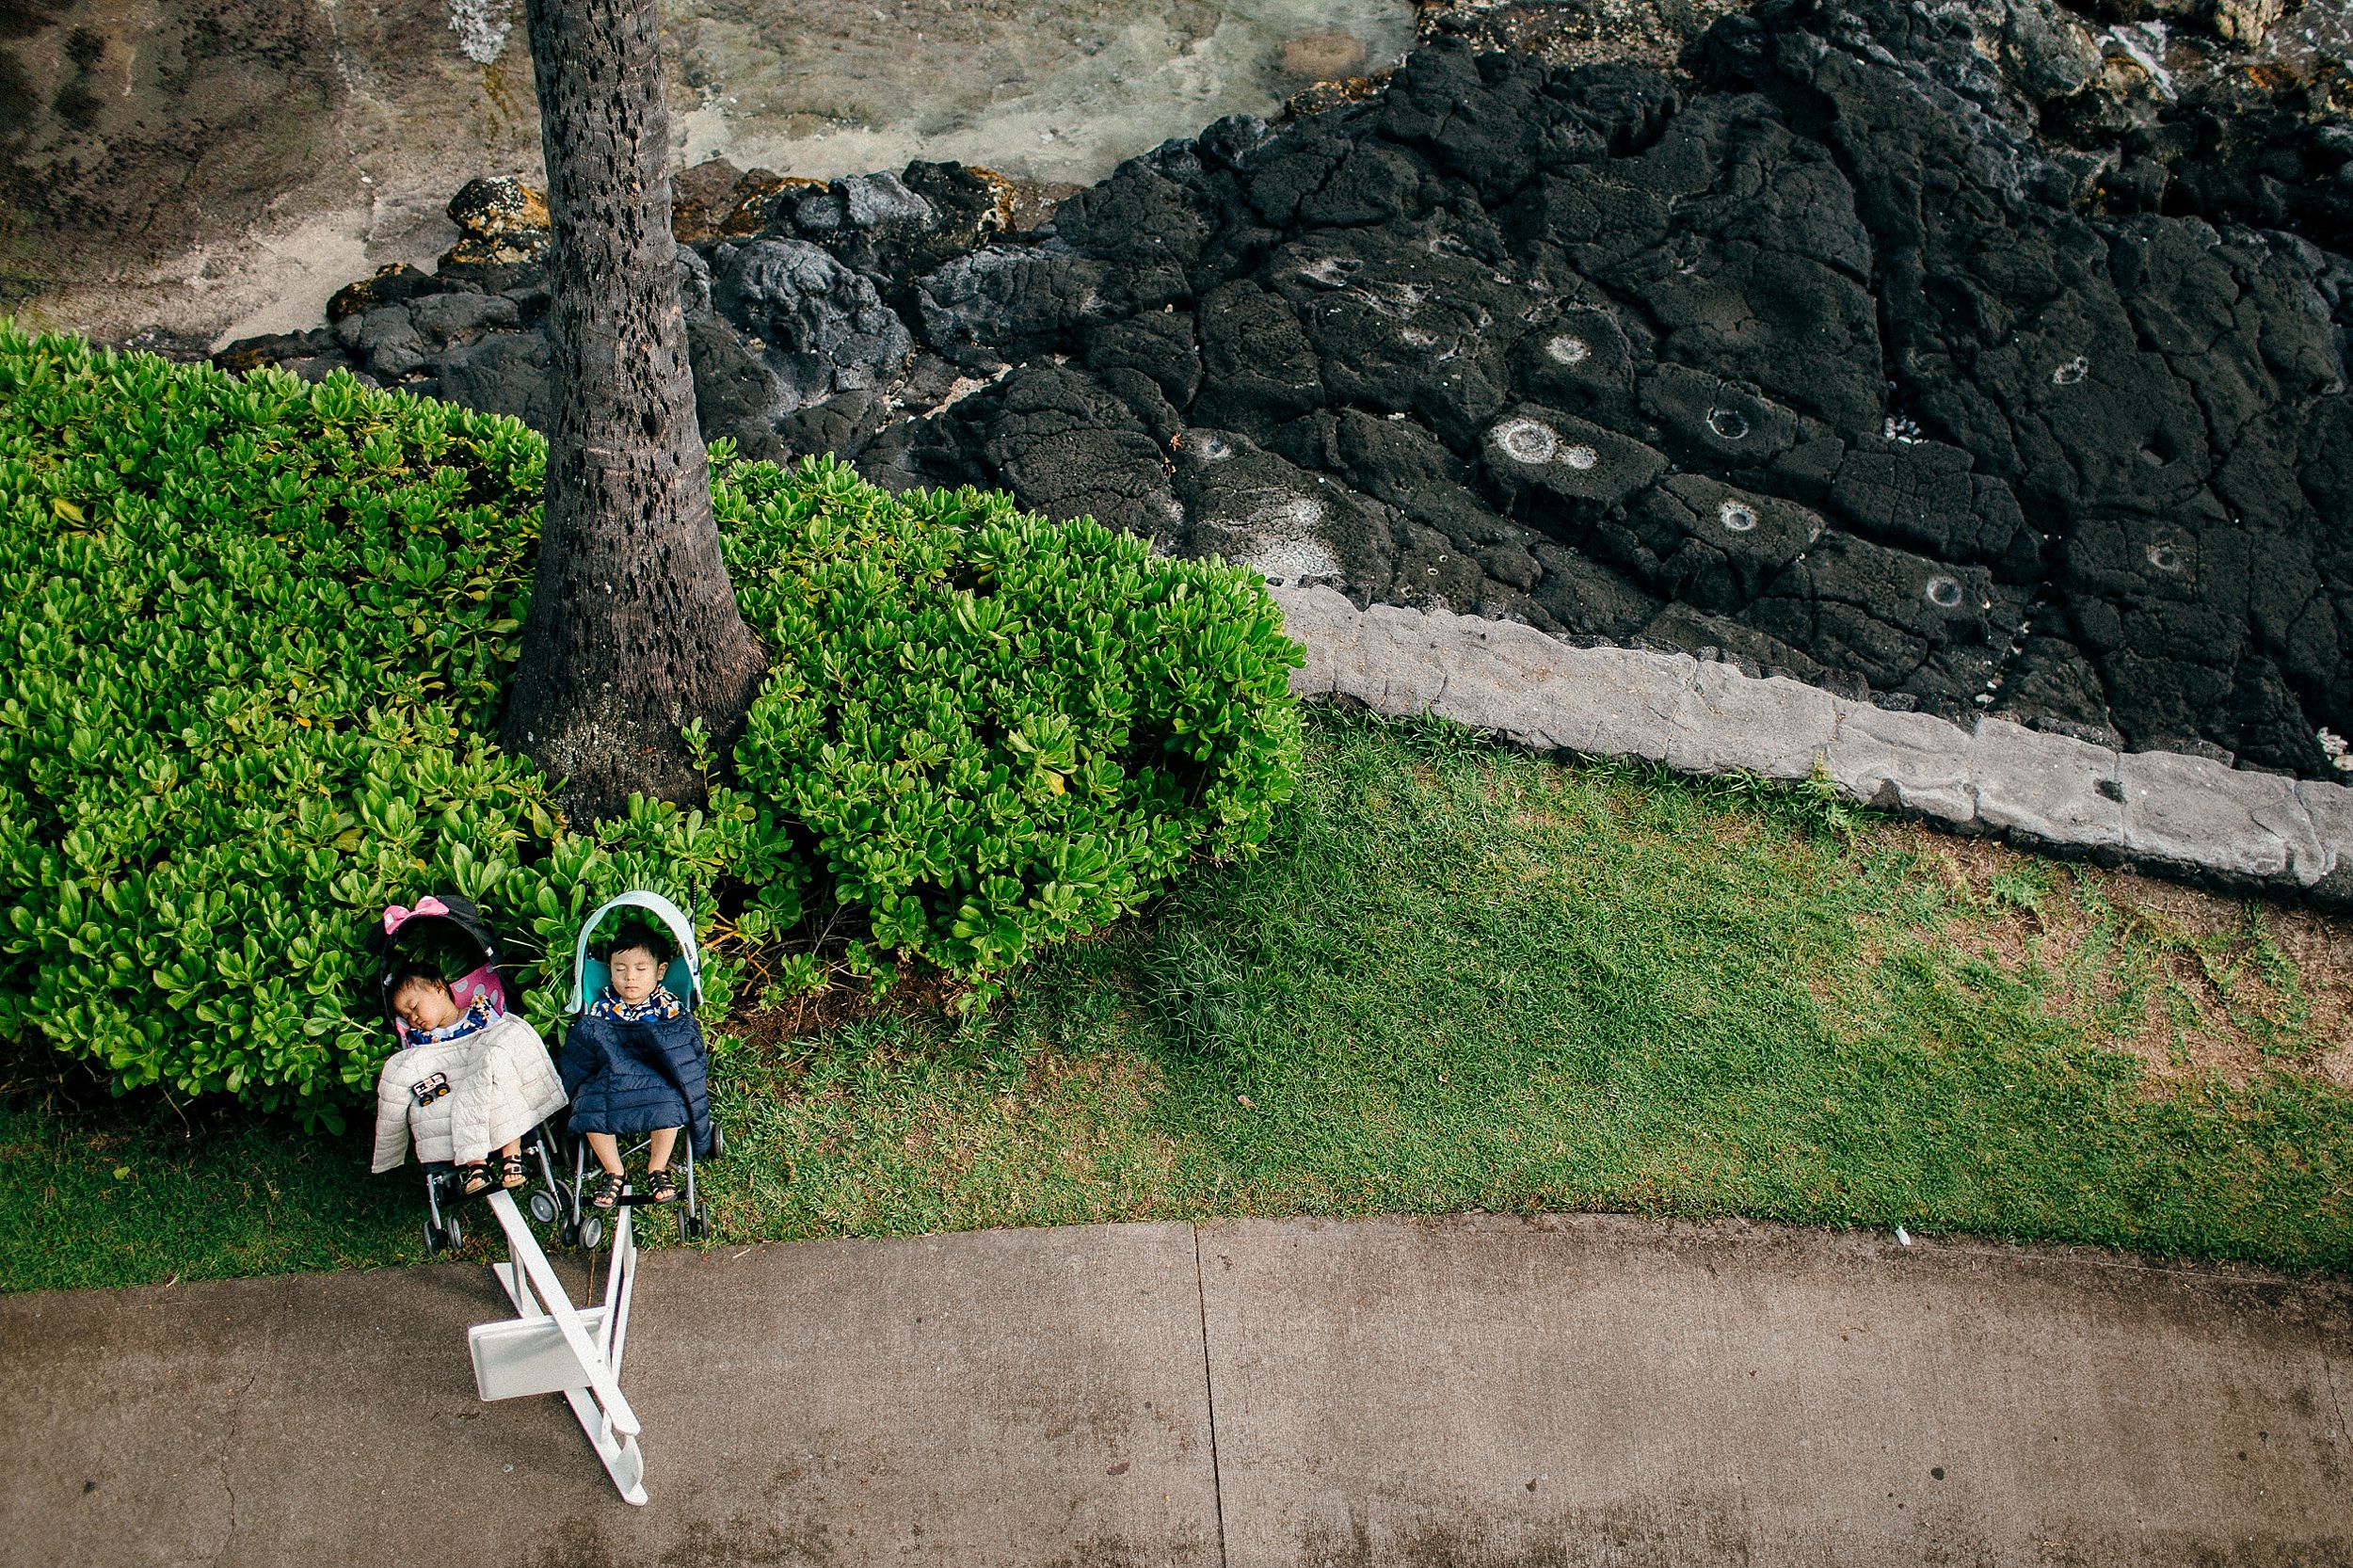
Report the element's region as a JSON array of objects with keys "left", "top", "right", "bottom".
[{"left": 6, "top": 708, "right": 2348, "bottom": 1292}]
